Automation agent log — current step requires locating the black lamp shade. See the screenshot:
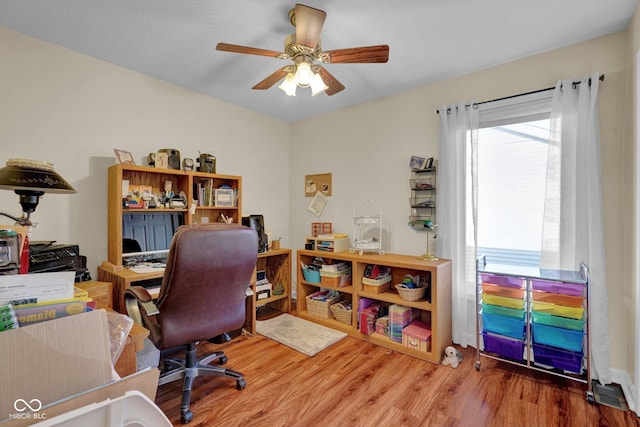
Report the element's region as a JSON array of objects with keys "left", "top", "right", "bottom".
[{"left": 0, "top": 159, "right": 75, "bottom": 194}]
